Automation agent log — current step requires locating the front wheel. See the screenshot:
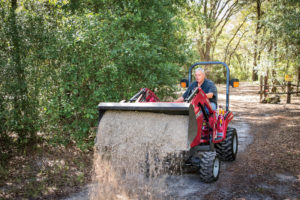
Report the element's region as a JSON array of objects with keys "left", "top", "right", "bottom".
[
  {"left": 199, "top": 152, "right": 220, "bottom": 183},
  {"left": 215, "top": 127, "right": 238, "bottom": 161}
]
